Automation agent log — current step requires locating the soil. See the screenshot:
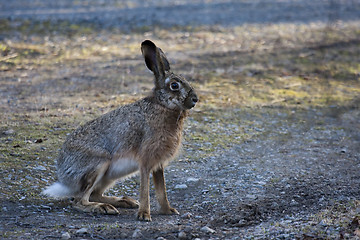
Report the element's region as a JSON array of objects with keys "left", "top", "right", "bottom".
[{"left": 1, "top": 1, "right": 360, "bottom": 239}]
